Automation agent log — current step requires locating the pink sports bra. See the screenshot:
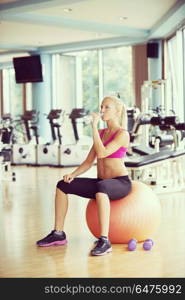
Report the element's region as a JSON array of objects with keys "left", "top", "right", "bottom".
[{"left": 99, "top": 128, "right": 128, "bottom": 158}]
